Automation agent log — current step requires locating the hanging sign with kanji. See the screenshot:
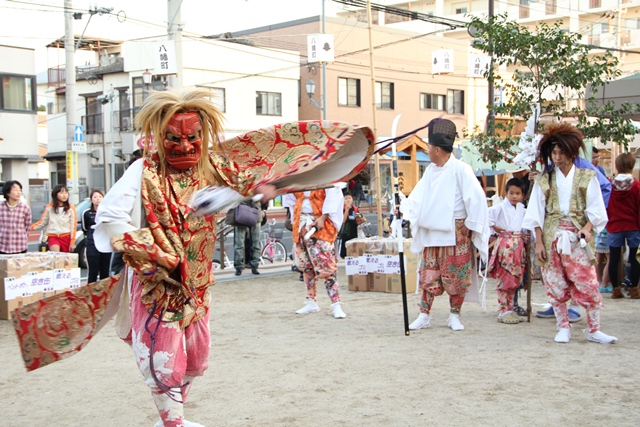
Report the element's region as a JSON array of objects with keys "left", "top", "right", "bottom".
[
  {"left": 432, "top": 49, "right": 454, "bottom": 74},
  {"left": 153, "top": 41, "right": 178, "bottom": 75},
  {"left": 307, "top": 34, "right": 335, "bottom": 64},
  {"left": 468, "top": 54, "right": 491, "bottom": 78}
]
